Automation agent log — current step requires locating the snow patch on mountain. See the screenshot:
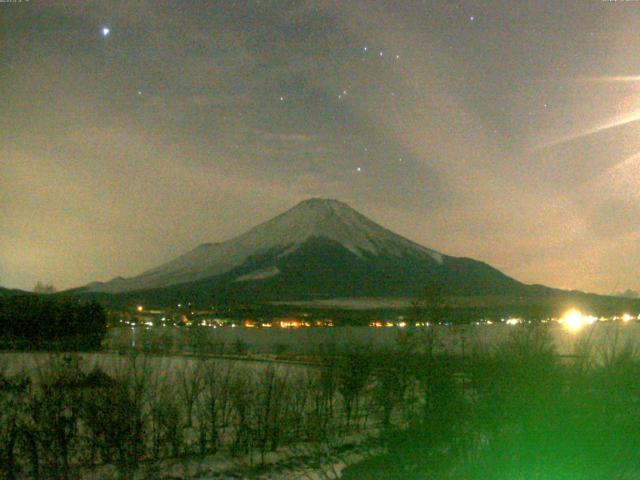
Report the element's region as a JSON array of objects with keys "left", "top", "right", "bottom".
[{"left": 234, "top": 266, "right": 281, "bottom": 282}]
